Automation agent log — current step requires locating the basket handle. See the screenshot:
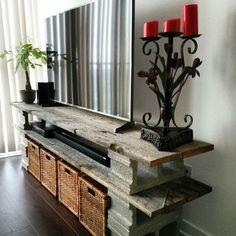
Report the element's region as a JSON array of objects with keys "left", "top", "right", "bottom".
[
  {"left": 87, "top": 187, "right": 96, "bottom": 197},
  {"left": 31, "top": 144, "right": 36, "bottom": 150},
  {"left": 64, "top": 167, "right": 71, "bottom": 175},
  {"left": 46, "top": 155, "right": 51, "bottom": 160}
]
